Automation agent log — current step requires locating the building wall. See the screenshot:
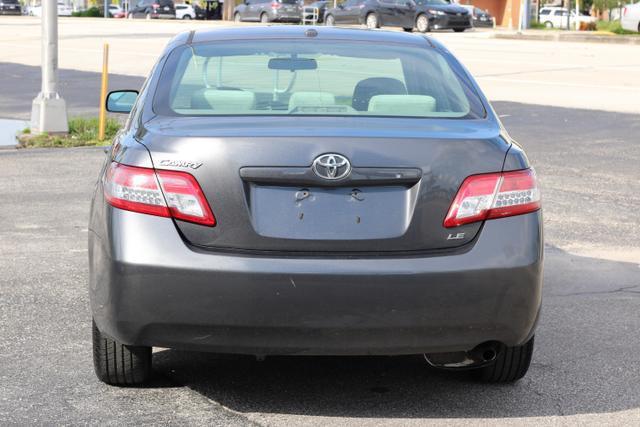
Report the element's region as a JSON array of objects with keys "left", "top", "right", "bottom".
[{"left": 460, "top": 0, "right": 522, "bottom": 27}]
